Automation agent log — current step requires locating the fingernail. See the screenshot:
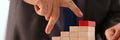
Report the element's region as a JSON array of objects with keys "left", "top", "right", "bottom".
[
  {"left": 45, "top": 29, "right": 50, "bottom": 34},
  {"left": 78, "top": 12, "right": 83, "bottom": 17}
]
